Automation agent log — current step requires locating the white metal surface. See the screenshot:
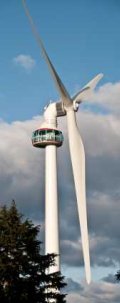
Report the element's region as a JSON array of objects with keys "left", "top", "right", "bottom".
[
  {"left": 45, "top": 145, "right": 60, "bottom": 273},
  {"left": 67, "top": 108, "right": 91, "bottom": 284},
  {"left": 23, "top": 0, "right": 103, "bottom": 283},
  {"left": 72, "top": 73, "right": 103, "bottom": 105},
  {"left": 43, "top": 103, "right": 60, "bottom": 273}
]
